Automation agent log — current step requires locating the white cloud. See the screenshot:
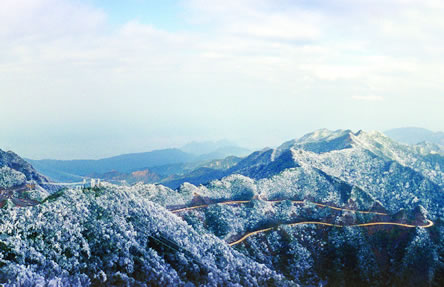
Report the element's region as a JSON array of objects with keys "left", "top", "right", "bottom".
[
  {"left": 352, "top": 95, "right": 385, "bottom": 102},
  {"left": 0, "top": 0, "right": 106, "bottom": 40},
  {"left": 0, "top": 0, "right": 443, "bottom": 158},
  {"left": 231, "top": 13, "right": 321, "bottom": 41}
]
